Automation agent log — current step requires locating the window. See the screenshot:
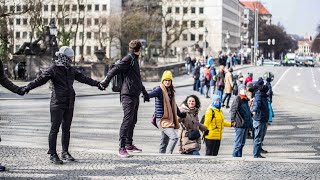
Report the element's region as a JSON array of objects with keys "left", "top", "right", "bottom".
[
  {"left": 175, "top": 7, "right": 179, "bottom": 14},
  {"left": 65, "top": 18, "right": 69, "bottom": 25},
  {"left": 58, "top": 18, "right": 62, "bottom": 25},
  {"left": 94, "top": 18, "right": 99, "bottom": 25},
  {"left": 65, "top": 5, "right": 70, "bottom": 11},
  {"left": 86, "top": 46, "right": 91, "bottom": 55},
  {"left": 167, "top": 34, "right": 171, "bottom": 40},
  {"left": 102, "top": 32, "right": 107, "bottom": 39},
  {"left": 9, "top": 18, "right": 13, "bottom": 25},
  {"left": 16, "top": 18, "right": 21, "bottom": 25},
  {"left": 191, "top": 21, "right": 195, "bottom": 28},
  {"left": 79, "top": 4, "right": 85, "bottom": 11},
  {"left": 44, "top": 5, "right": 48, "bottom": 11},
  {"left": 79, "top": 18, "right": 84, "bottom": 25},
  {"left": 182, "top": 34, "right": 187, "bottom": 41},
  {"left": 94, "top": 32, "right": 99, "bottom": 39},
  {"left": 16, "top": 5, "right": 21, "bottom": 12},
  {"left": 10, "top": 6, "right": 14, "bottom": 12},
  {"left": 199, "top": 7, "right": 204, "bottom": 14},
  {"left": 101, "top": 18, "right": 107, "bottom": 25},
  {"left": 23, "top": 5, "right": 28, "bottom": 12},
  {"left": 86, "top": 32, "right": 91, "bottom": 39},
  {"left": 87, "top": 18, "right": 92, "bottom": 26},
  {"left": 87, "top": 4, "right": 92, "bottom": 11},
  {"left": 167, "top": 20, "right": 172, "bottom": 27},
  {"left": 183, "top": 7, "right": 188, "bottom": 14},
  {"left": 51, "top": 5, "right": 55, "bottom": 11},
  {"left": 94, "top": 46, "right": 98, "bottom": 51},
  {"left": 174, "top": 20, "right": 179, "bottom": 27},
  {"left": 167, "top": 7, "right": 172, "bottom": 13},
  {"left": 199, "top": 20, "right": 204, "bottom": 27},
  {"left": 79, "top": 46, "right": 83, "bottom": 54},
  {"left": 102, "top": 5, "right": 107, "bottom": 11},
  {"left": 23, "top": 18, "right": 28, "bottom": 25},
  {"left": 22, "top": 32, "right": 28, "bottom": 39},
  {"left": 72, "top": 5, "right": 77, "bottom": 11},
  {"left": 199, "top": 34, "right": 203, "bottom": 41},
  {"left": 72, "top": 18, "right": 77, "bottom": 25},
  {"left": 191, "top": 7, "right": 196, "bottom": 14},
  {"left": 95, "top": 4, "right": 99, "bottom": 11},
  {"left": 3, "top": 6, "right": 8, "bottom": 13},
  {"left": 79, "top": 32, "right": 83, "bottom": 39},
  {"left": 191, "top": 34, "right": 195, "bottom": 41},
  {"left": 15, "top": 45, "right": 20, "bottom": 51},
  {"left": 182, "top": 21, "right": 188, "bottom": 28},
  {"left": 16, "top": 32, "right": 20, "bottom": 39},
  {"left": 58, "top": 5, "right": 63, "bottom": 11}
]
